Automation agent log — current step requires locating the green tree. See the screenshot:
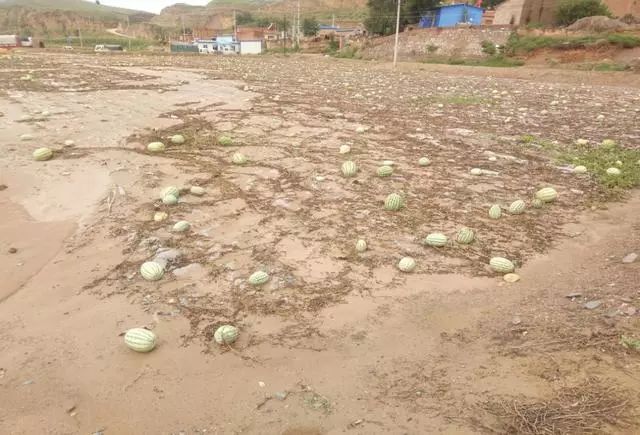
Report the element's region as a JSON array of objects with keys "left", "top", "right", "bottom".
[
  {"left": 555, "top": 0, "right": 612, "bottom": 26},
  {"left": 255, "top": 17, "right": 271, "bottom": 28},
  {"left": 236, "top": 11, "right": 254, "bottom": 26},
  {"left": 302, "top": 17, "right": 320, "bottom": 37},
  {"left": 365, "top": 0, "right": 438, "bottom": 36}
]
